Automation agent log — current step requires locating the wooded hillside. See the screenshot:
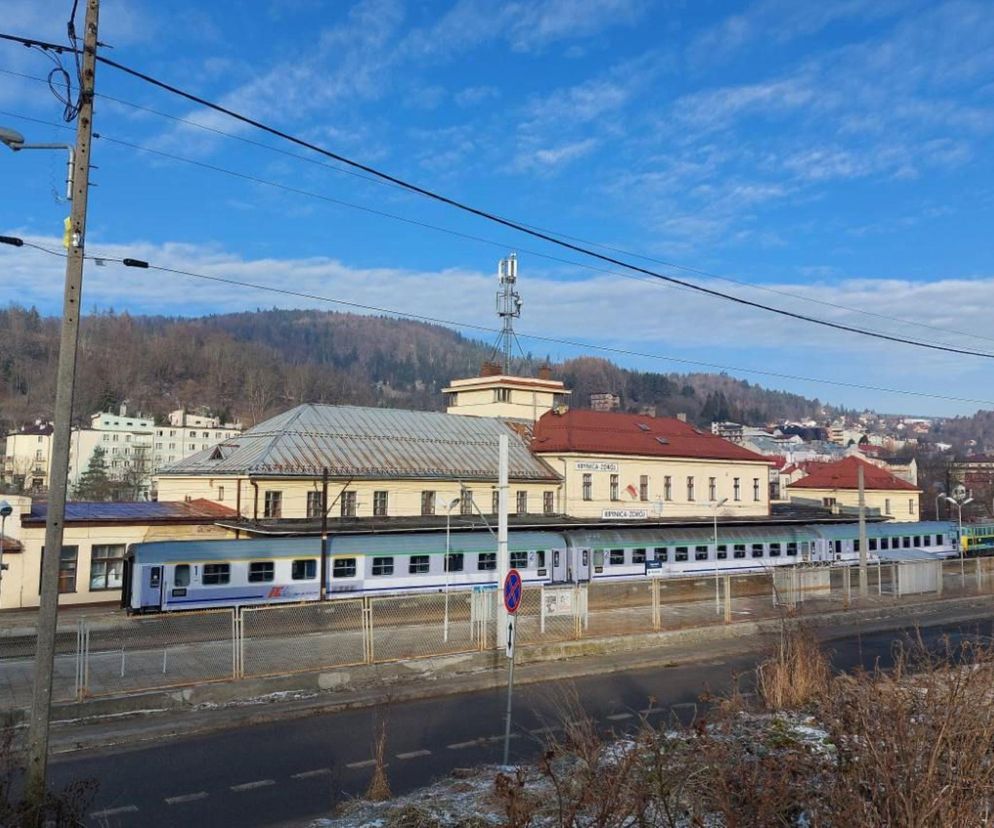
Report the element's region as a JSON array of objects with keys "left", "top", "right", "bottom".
[{"left": 0, "top": 305, "right": 833, "bottom": 429}]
